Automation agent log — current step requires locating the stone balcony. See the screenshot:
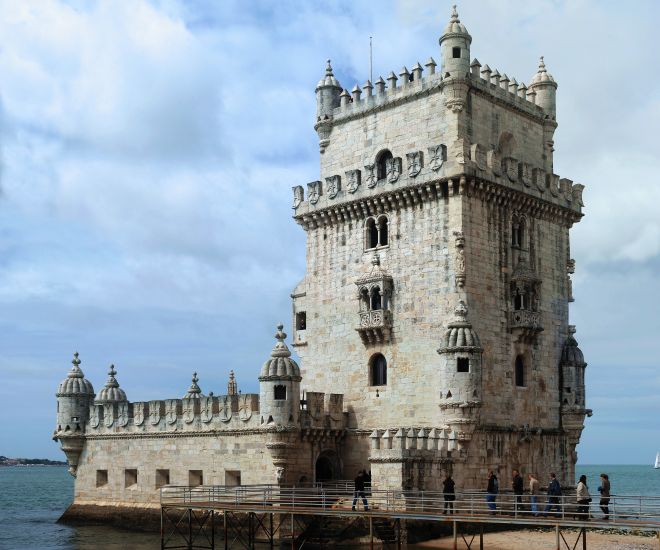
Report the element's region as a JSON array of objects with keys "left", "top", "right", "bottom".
[
  {"left": 356, "top": 309, "right": 392, "bottom": 345},
  {"left": 509, "top": 310, "right": 543, "bottom": 342}
]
